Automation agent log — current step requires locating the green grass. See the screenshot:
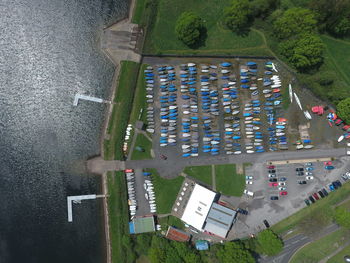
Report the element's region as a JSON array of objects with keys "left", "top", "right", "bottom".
[
  {"left": 132, "top": 0, "right": 147, "bottom": 24},
  {"left": 146, "top": 168, "right": 184, "bottom": 214},
  {"left": 104, "top": 61, "right": 140, "bottom": 160},
  {"left": 107, "top": 171, "right": 132, "bottom": 263},
  {"left": 327, "top": 243, "right": 350, "bottom": 263},
  {"left": 215, "top": 164, "right": 245, "bottom": 197},
  {"left": 129, "top": 64, "right": 149, "bottom": 125},
  {"left": 143, "top": 0, "right": 269, "bottom": 55},
  {"left": 158, "top": 215, "right": 185, "bottom": 230},
  {"left": 290, "top": 228, "right": 350, "bottom": 263},
  {"left": 321, "top": 35, "right": 350, "bottom": 86},
  {"left": 131, "top": 133, "right": 153, "bottom": 160},
  {"left": 183, "top": 165, "right": 212, "bottom": 186},
  {"left": 271, "top": 182, "right": 350, "bottom": 235}
]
